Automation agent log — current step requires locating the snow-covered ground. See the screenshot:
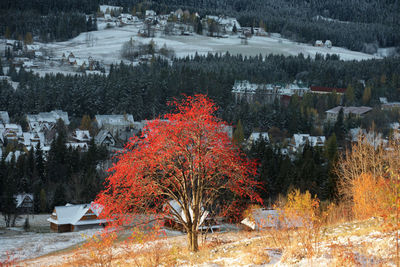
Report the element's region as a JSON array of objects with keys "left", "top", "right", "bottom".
[{"left": 41, "top": 23, "right": 380, "bottom": 67}]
